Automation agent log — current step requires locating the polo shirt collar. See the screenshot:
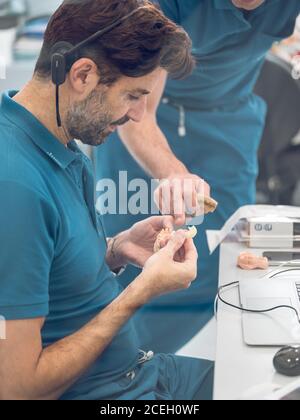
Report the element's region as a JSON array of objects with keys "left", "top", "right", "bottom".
[
  {"left": 213, "top": 0, "right": 237, "bottom": 10},
  {"left": 213, "top": 0, "right": 281, "bottom": 14},
  {"left": 213, "top": 0, "right": 251, "bottom": 30},
  {"left": 0, "top": 90, "right": 77, "bottom": 169}
]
